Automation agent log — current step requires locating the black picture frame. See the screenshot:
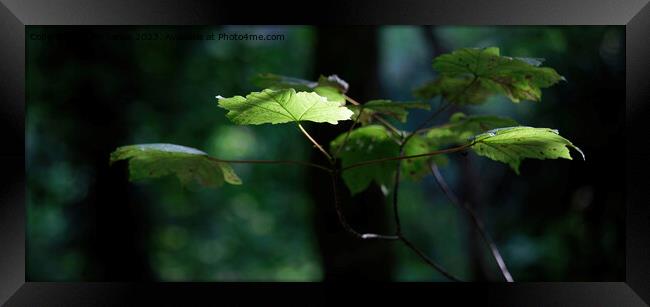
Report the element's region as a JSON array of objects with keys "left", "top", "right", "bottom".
[{"left": 1, "top": 0, "right": 648, "bottom": 305}]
